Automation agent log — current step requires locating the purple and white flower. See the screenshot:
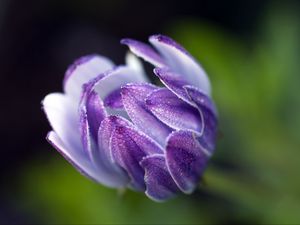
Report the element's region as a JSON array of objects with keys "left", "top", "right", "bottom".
[{"left": 42, "top": 34, "right": 218, "bottom": 202}]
